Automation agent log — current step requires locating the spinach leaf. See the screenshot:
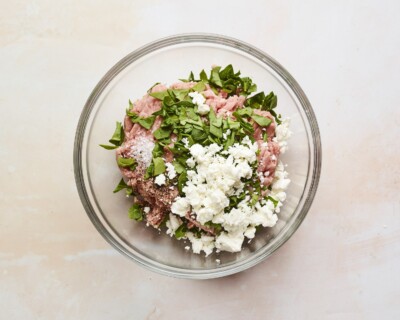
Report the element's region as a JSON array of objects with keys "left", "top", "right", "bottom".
[
  {"left": 128, "top": 204, "right": 144, "bottom": 221},
  {"left": 149, "top": 90, "right": 169, "bottom": 100},
  {"left": 192, "top": 81, "right": 206, "bottom": 92},
  {"left": 210, "top": 66, "right": 222, "bottom": 87},
  {"left": 99, "top": 144, "right": 118, "bottom": 150},
  {"left": 174, "top": 224, "right": 187, "bottom": 238},
  {"left": 178, "top": 171, "right": 187, "bottom": 195},
  {"left": 113, "top": 178, "right": 129, "bottom": 193},
  {"left": 108, "top": 122, "right": 124, "bottom": 146},
  {"left": 117, "top": 157, "right": 137, "bottom": 170},
  {"left": 153, "top": 157, "right": 166, "bottom": 176},
  {"left": 153, "top": 127, "right": 172, "bottom": 140},
  {"left": 251, "top": 114, "right": 272, "bottom": 127}
]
